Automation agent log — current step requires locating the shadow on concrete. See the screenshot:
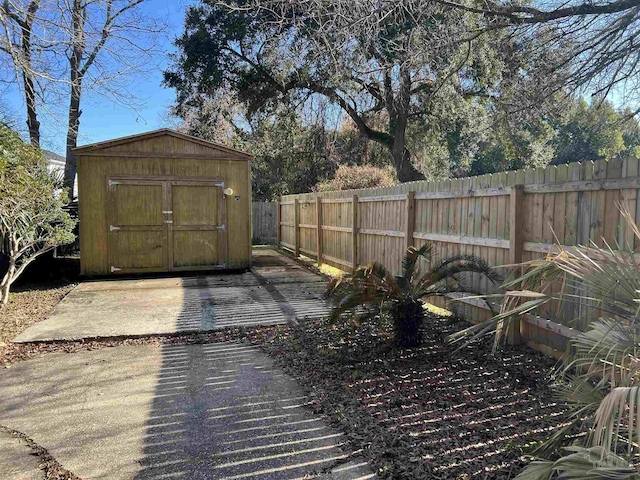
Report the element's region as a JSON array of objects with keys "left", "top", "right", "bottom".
[
  {"left": 135, "top": 250, "right": 372, "bottom": 479},
  {"left": 172, "top": 250, "right": 329, "bottom": 332}
]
